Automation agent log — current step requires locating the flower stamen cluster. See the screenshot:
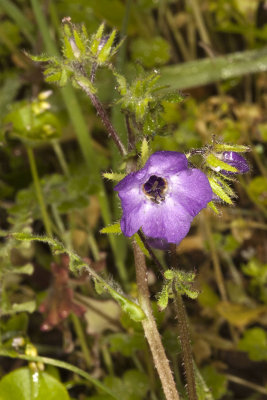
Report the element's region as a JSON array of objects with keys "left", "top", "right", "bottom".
[{"left": 142, "top": 175, "right": 168, "bottom": 204}]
